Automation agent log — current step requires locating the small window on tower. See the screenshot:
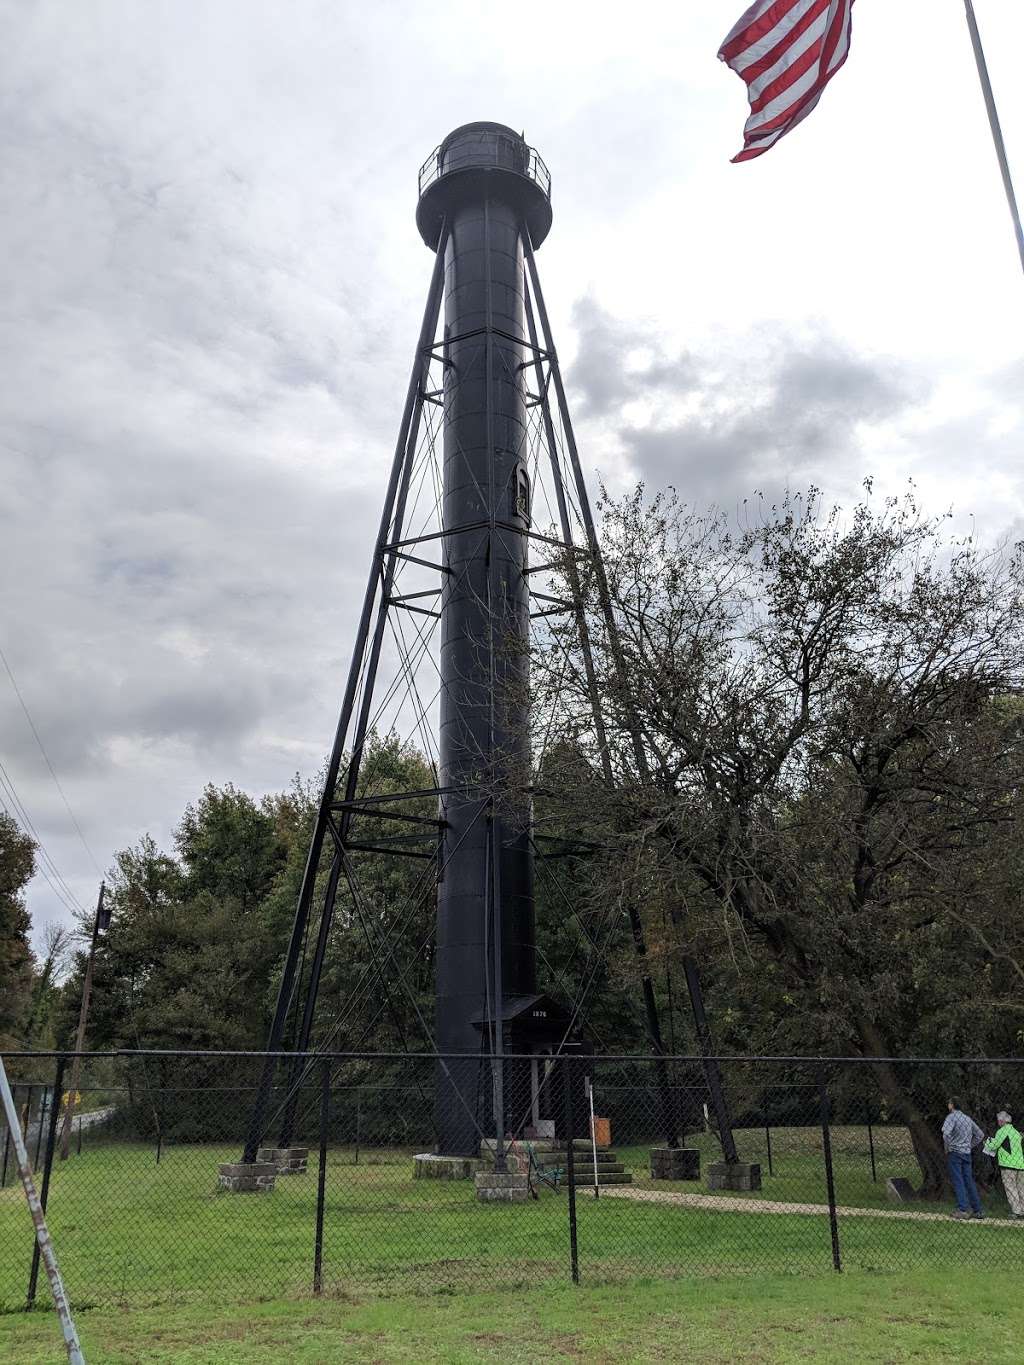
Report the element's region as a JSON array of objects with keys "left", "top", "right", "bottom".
[{"left": 513, "top": 464, "right": 531, "bottom": 526}]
